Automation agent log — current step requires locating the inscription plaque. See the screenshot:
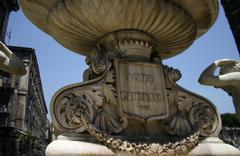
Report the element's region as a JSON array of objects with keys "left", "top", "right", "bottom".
[{"left": 115, "top": 60, "right": 169, "bottom": 122}]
